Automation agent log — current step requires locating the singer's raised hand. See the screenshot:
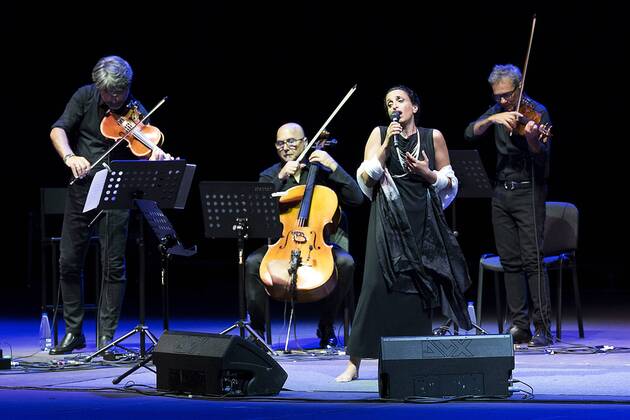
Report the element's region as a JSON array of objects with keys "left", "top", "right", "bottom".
[
  {"left": 385, "top": 121, "right": 402, "bottom": 146},
  {"left": 406, "top": 150, "right": 434, "bottom": 180}
]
